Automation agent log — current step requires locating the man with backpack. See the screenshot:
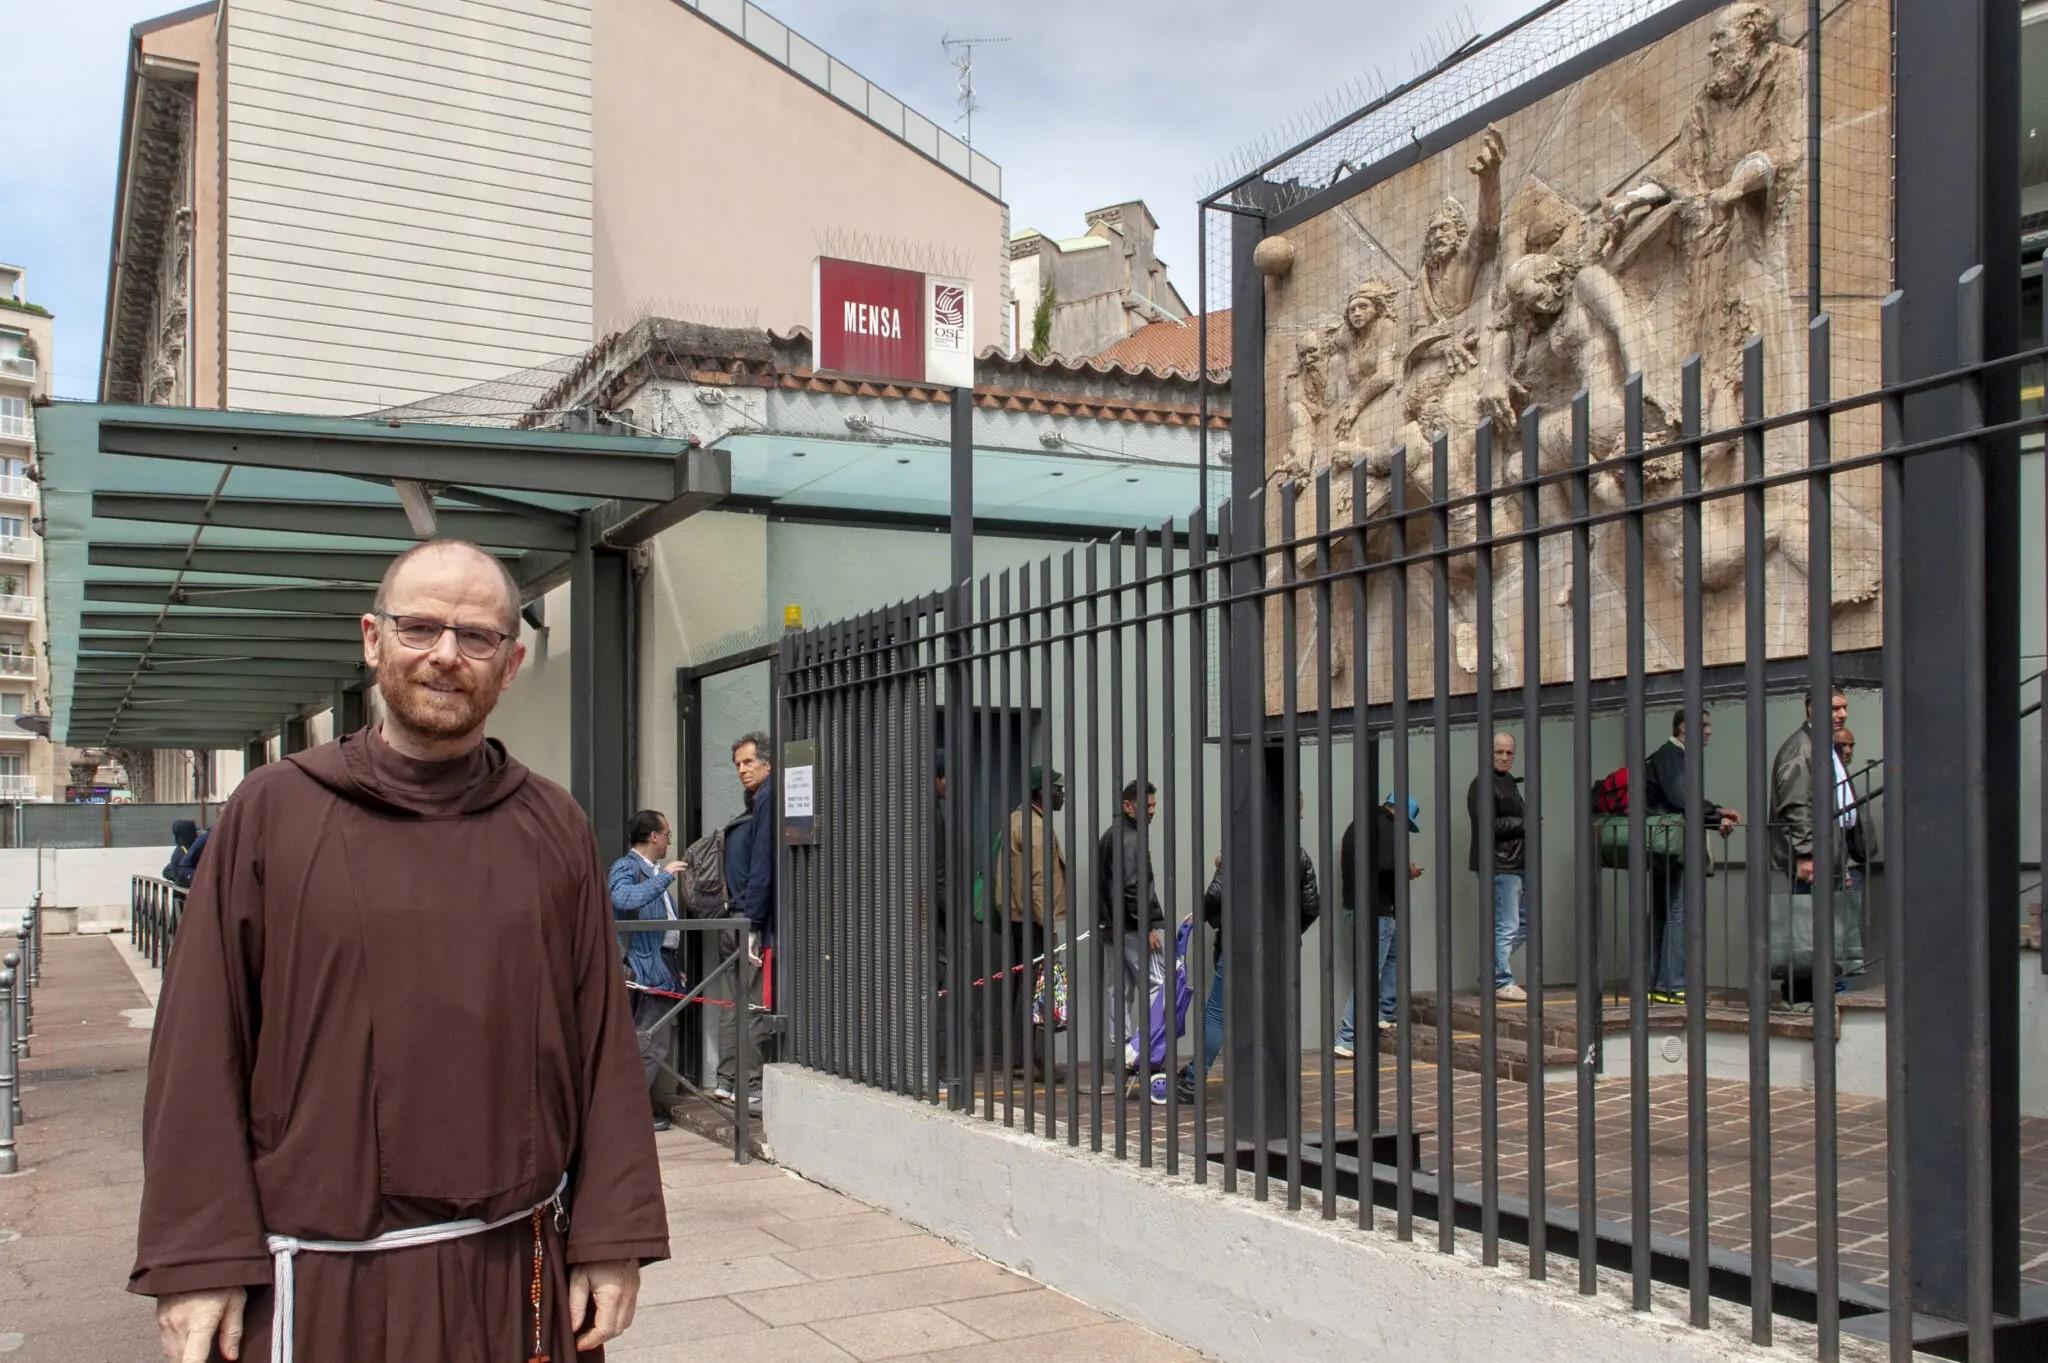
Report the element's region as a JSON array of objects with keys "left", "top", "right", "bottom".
[{"left": 608, "top": 809, "right": 689, "bottom": 1131}]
